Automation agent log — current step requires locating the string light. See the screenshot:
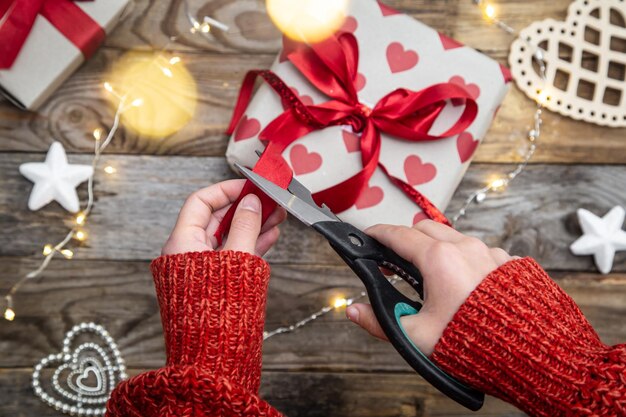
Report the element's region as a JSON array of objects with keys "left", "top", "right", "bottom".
[
  {"left": 42, "top": 244, "right": 53, "bottom": 256},
  {"left": 4, "top": 307, "right": 15, "bottom": 321},
  {"left": 74, "top": 230, "right": 87, "bottom": 241},
  {"left": 3, "top": 85, "right": 131, "bottom": 320},
  {"left": 75, "top": 213, "right": 86, "bottom": 225},
  {"left": 104, "top": 166, "right": 116, "bottom": 175},
  {"left": 332, "top": 297, "right": 349, "bottom": 309},
  {"left": 93, "top": 128, "right": 103, "bottom": 141},
  {"left": 483, "top": 4, "right": 496, "bottom": 19},
  {"left": 169, "top": 56, "right": 181, "bottom": 65}
]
